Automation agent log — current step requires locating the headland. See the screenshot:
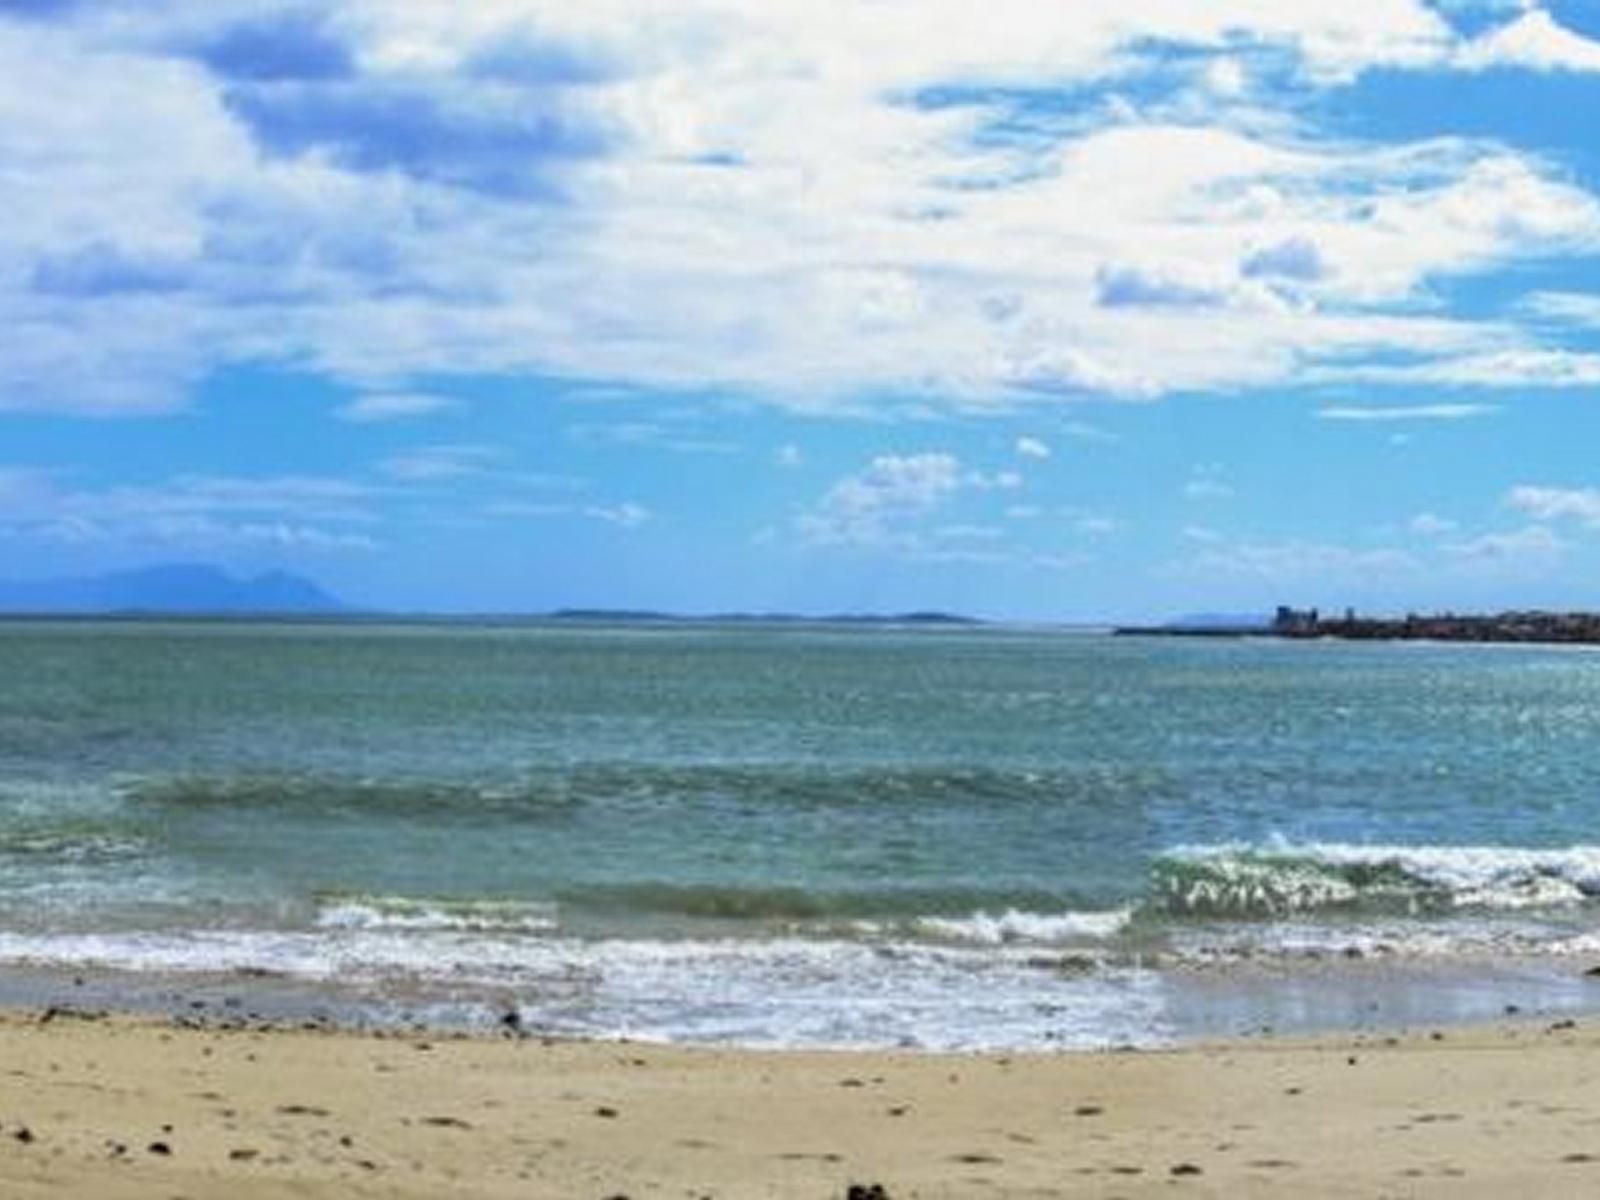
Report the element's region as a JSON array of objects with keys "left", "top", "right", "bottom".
[{"left": 1120, "top": 605, "right": 1600, "bottom": 646}]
